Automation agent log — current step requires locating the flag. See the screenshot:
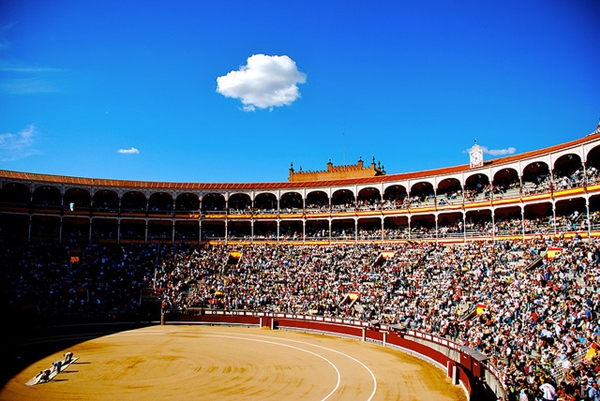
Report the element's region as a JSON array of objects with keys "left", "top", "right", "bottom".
[
  {"left": 585, "top": 342, "right": 598, "bottom": 360},
  {"left": 381, "top": 251, "right": 395, "bottom": 259},
  {"left": 348, "top": 291, "right": 360, "bottom": 301},
  {"left": 546, "top": 247, "right": 562, "bottom": 260}
]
